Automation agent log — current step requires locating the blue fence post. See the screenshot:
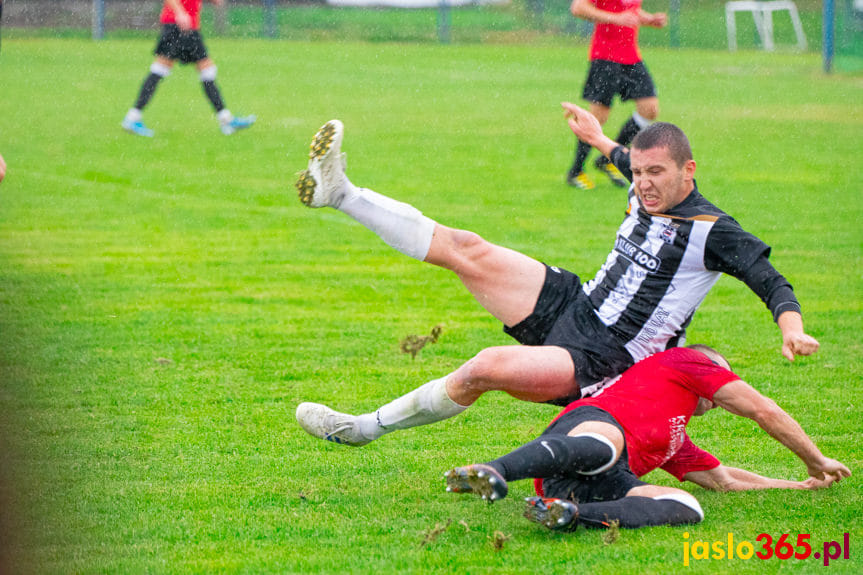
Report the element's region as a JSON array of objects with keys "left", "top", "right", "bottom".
[
  {"left": 92, "top": 0, "right": 105, "bottom": 40},
  {"left": 669, "top": 0, "right": 680, "bottom": 48},
  {"left": 823, "top": 0, "right": 834, "bottom": 72},
  {"left": 438, "top": 0, "right": 451, "bottom": 44},
  {"left": 264, "top": 0, "right": 277, "bottom": 38}
]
